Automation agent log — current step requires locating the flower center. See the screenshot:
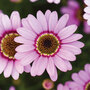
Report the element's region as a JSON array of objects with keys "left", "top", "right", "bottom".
[
  {"left": 36, "top": 33, "right": 60, "bottom": 56},
  {"left": 85, "top": 82, "right": 90, "bottom": 90},
  {"left": 76, "top": 4, "right": 86, "bottom": 21},
  {"left": 1, "top": 33, "right": 20, "bottom": 59}
]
